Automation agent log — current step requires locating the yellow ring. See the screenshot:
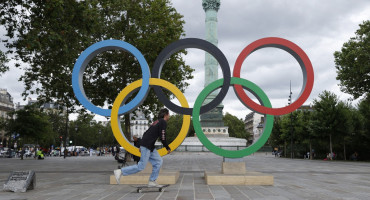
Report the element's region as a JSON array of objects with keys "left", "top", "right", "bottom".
[{"left": 111, "top": 78, "right": 191, "bottom": 157}]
